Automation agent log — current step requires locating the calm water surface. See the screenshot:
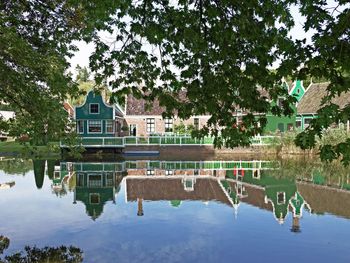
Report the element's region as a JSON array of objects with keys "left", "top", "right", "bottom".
[{"left": 0, "top": 157, "right": 350, "bottom": 262}]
